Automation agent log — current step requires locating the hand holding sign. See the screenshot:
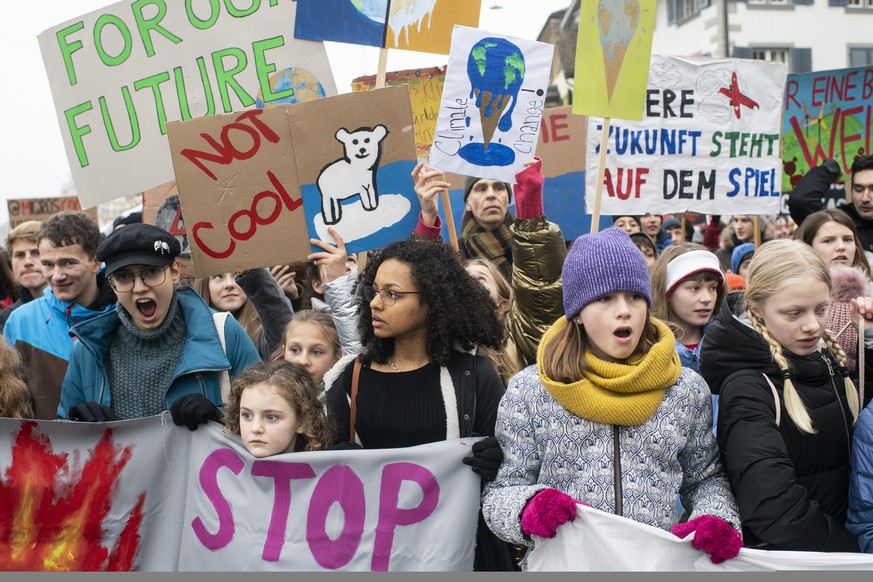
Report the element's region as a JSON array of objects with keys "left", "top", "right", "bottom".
[
  {"left": 412, "top": 162, "right": 450, "bottom": 227},
  {"left": 308, "top": 227, "right": 351, "bottom": 286}
]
